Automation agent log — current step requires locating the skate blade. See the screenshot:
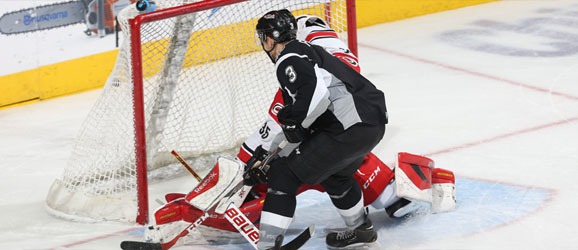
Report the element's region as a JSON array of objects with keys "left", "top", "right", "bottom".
[{"left": 326, "top": 242, "right": 378, "bottom": 250}]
